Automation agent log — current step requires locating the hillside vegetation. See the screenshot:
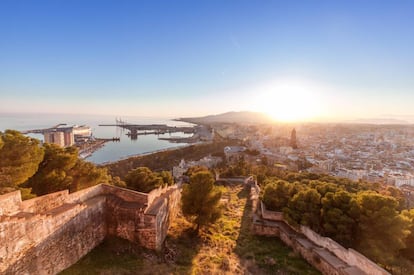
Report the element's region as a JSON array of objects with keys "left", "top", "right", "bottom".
[
  {"left": 261, "top": 171, "right": 414, "bottom": 273},
  {"left": 62, "top": 183, "right": 318, "bottom": 274}
]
